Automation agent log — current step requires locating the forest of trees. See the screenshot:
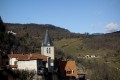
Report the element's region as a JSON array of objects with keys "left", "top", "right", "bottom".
[{"left": 5, "top": 23, "right": 81, "bottom": 40}]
